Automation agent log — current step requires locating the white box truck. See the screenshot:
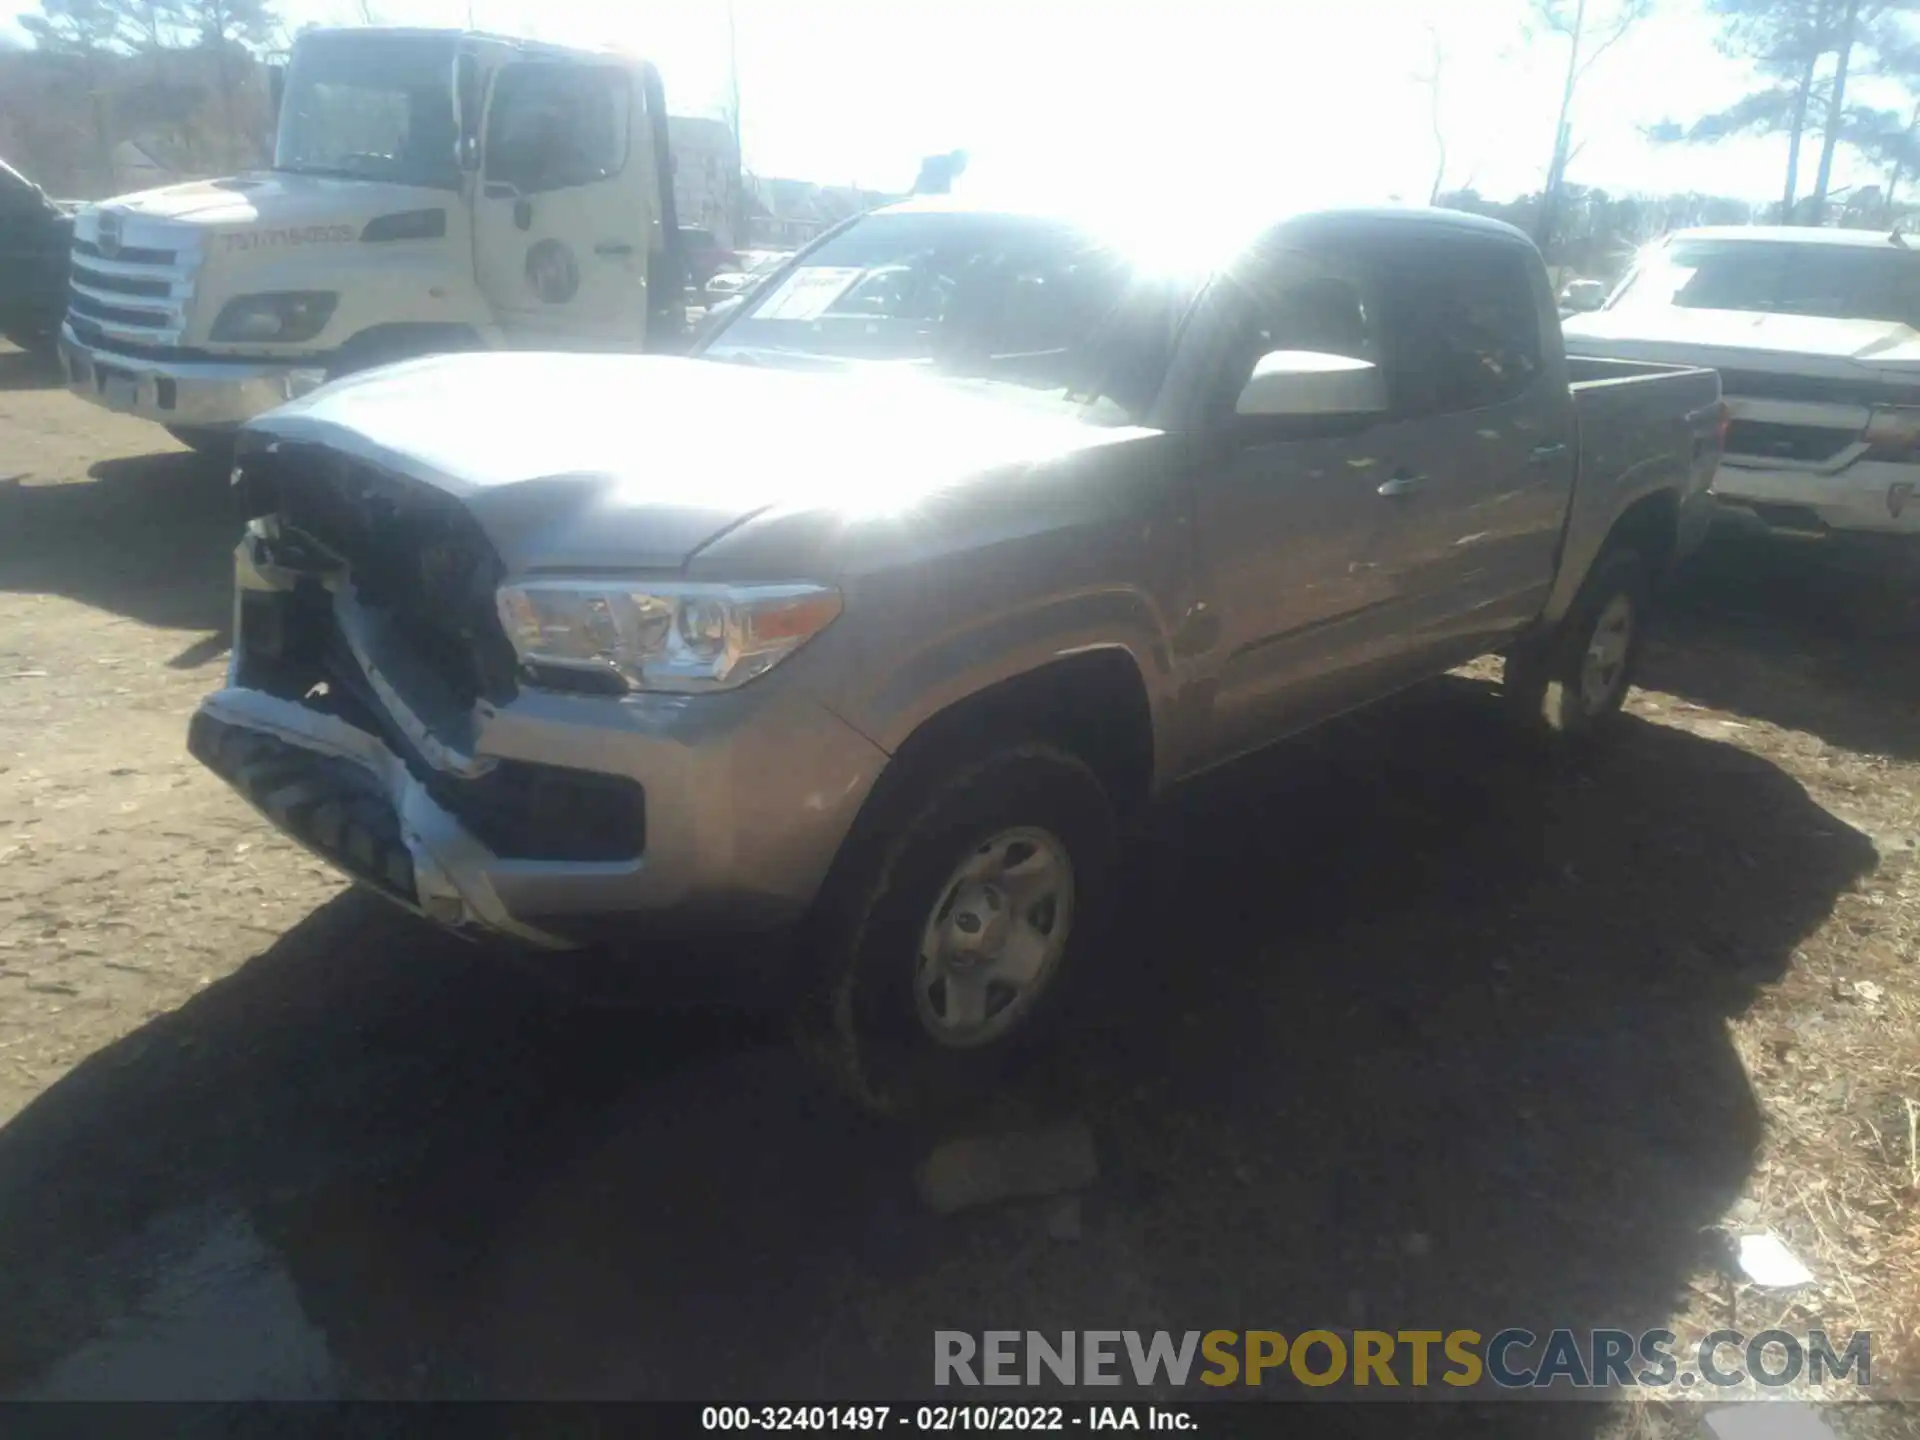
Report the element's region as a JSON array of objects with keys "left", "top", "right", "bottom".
[{"left": 59, "top": 26, "right": 696, "bottom": 457}]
